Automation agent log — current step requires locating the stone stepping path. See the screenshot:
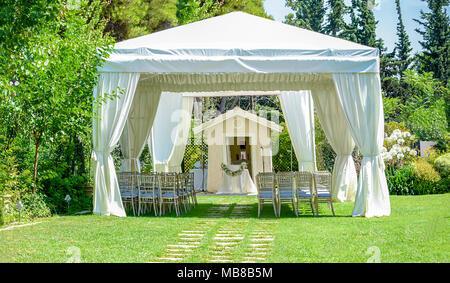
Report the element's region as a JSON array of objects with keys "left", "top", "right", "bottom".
[
  {"left": 156, "top": 205, "right": 231, "bottom": 262},
  {"left": 205, "top": 204, "right": 252, "bottom": 263},
  {"left": 241, "top": 221, "right": 278, "bottom": 263},
  {"left": 156, "top": 202, "right": 278, "bottom": 263}
]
